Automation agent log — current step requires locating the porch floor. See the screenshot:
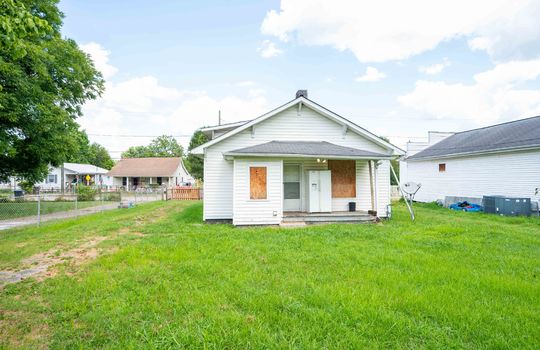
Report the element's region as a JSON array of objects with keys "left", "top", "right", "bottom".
[{"left": 282, "top": 211, "right": 377, "bottom": 225}]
